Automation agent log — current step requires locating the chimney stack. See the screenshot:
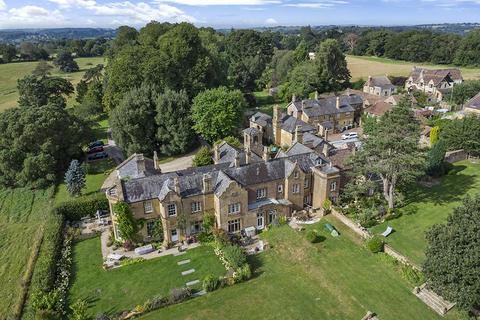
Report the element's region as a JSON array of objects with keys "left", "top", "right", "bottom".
[
  {"left": 322, "top": 143, "right": 329, "bottom": 157},
  {"left": 324, "top": 129, "right": 329, "bottom": 141},
  {"left": 173, "top": 177, "right": 180, "bottom": 194},
  {"left": 292, "top": 94, "right": 296, "bottom": 103},
  {"left": 136, "top": 154, "right": 146, "bottom": 175},
  {"left": 295, "top": 125, "right": 303, "bottom": 144},
  {"left": 245, "top": 148, "right": 252, "bottom": 165},
  {"left": 202, "top": 173, "right": 212, "bottom": 193},
  {"left": 214, "top": 144, "right": 220, "bottom": 162},
  {"left": 315, "top": 91, "right": 319, "bottom": 100},
  {"left": 235, "top": 151, "right": 240, "bottom": 168},
  {"left": 153, "top": 151, "right": 162, "bottom": 173},
  {"left": 336, "top": 96, "right": 341, "bottom": 110},
  {"left": 263, "top": 146, "right": 270, "bottom": 161}
]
